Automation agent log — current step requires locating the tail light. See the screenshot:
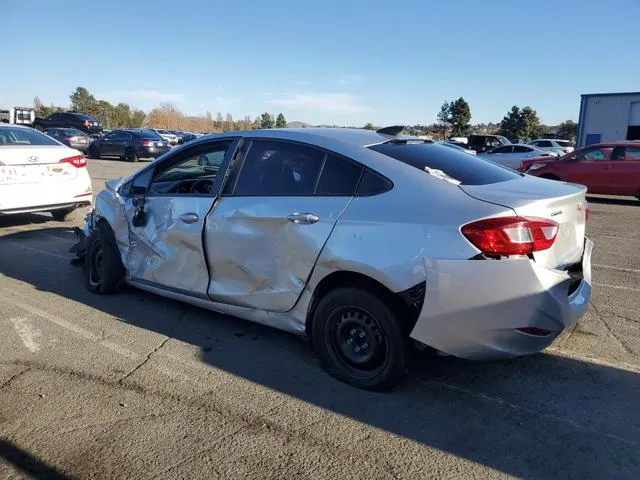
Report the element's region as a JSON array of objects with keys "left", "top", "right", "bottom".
[
  {"left": 84, "top": 120, "right": 90, "bottom": 127},
  {"left": 461, "top": 216, "right": 559, "bottom": 256},
  {"left": 140, "top": 140, "right": 153, "bottom": 146},
  {"left": 59, "top": 154, "right": 87, "bottom": 168}
]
